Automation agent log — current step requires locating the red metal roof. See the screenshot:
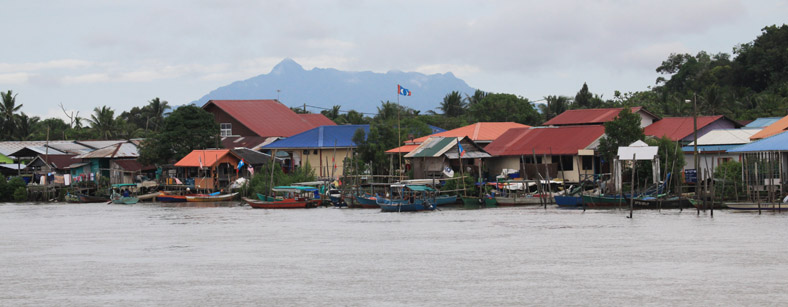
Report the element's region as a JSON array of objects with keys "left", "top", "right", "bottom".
[
  {"left": 485, "top": 125, "right": 606, "bottom": 156},
  {"left": 644, "top": 116, "right": 725, "bottom": 141},
  {"left": 38, "top": 154, "right": 78, "bottom": 170},
  {"left": 203, "top": 100, "right": 336, "bottom": 137},
  {"left": 543, "top": 107, "right": 651, "bottom": 126}
]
